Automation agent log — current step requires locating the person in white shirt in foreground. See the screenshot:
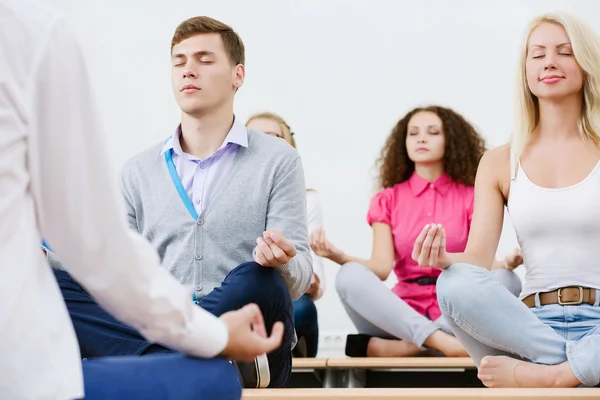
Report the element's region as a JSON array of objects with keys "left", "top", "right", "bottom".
[{"left": 0, "top": 1, "right": 282, "bottom": 399}]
